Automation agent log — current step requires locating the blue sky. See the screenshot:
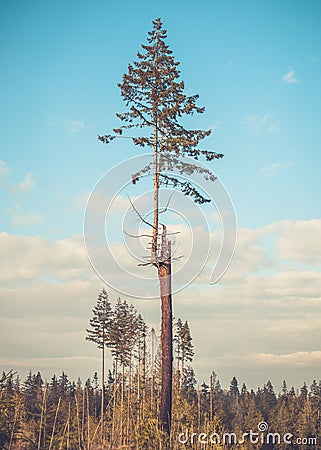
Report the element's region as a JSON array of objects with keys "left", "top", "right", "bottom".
[
  {"left": 1, "top": 0, "right": 321, "bottom": 234},
  {"left": 1, "top": 0, "right": 321, "bottom": 389}
]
